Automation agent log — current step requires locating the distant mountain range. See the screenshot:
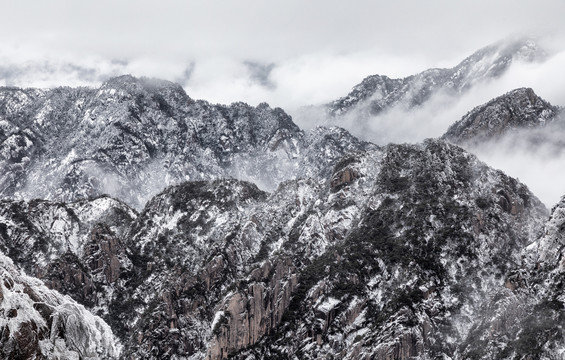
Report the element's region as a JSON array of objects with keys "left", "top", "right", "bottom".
[
  {"left": 0, "top": 39, "right": 564, "bottom": 359},
  {"left": 326, "top": 38, "right": 545, "bottom": 117}
]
